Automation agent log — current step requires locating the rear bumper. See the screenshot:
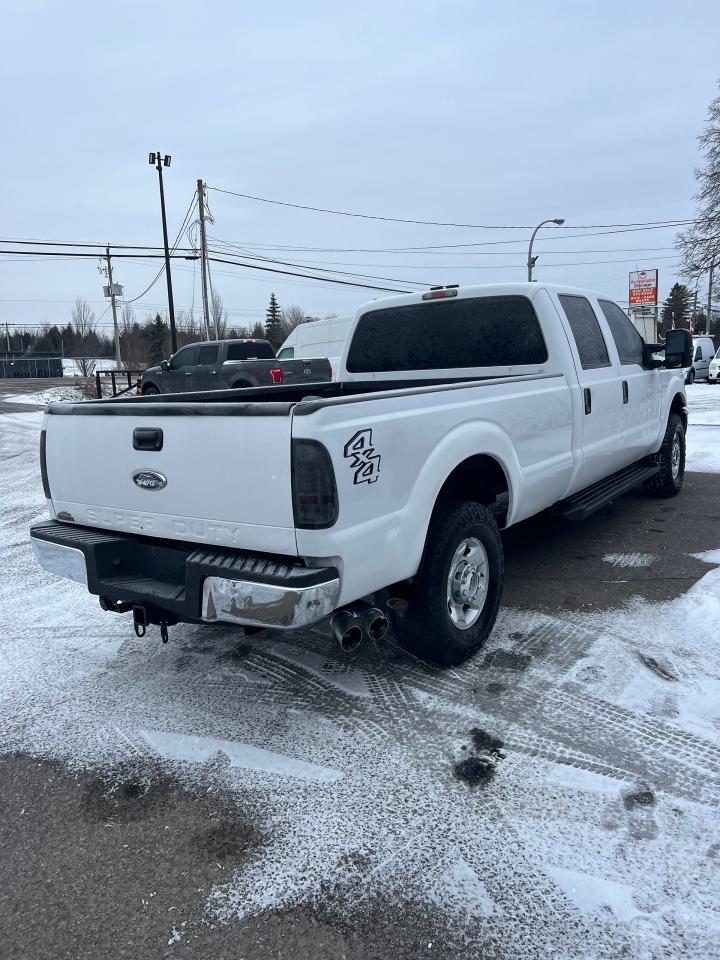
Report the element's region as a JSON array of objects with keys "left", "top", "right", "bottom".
[{"left": 30, "top": 521, "right": 340, "bottom": 630}]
